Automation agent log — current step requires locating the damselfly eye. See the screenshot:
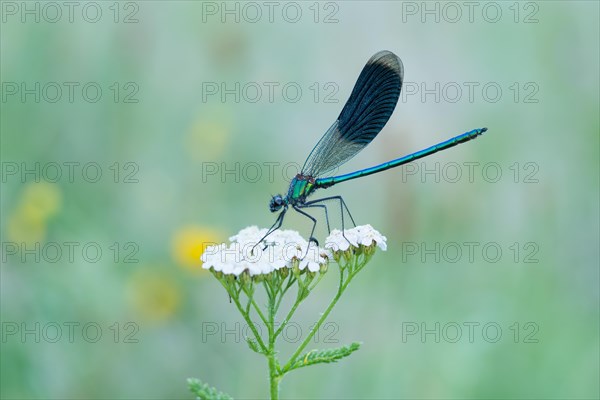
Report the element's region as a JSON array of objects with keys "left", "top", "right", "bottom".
[{"left": 269, "top": 195, "right": 284, "bottom": 212}]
